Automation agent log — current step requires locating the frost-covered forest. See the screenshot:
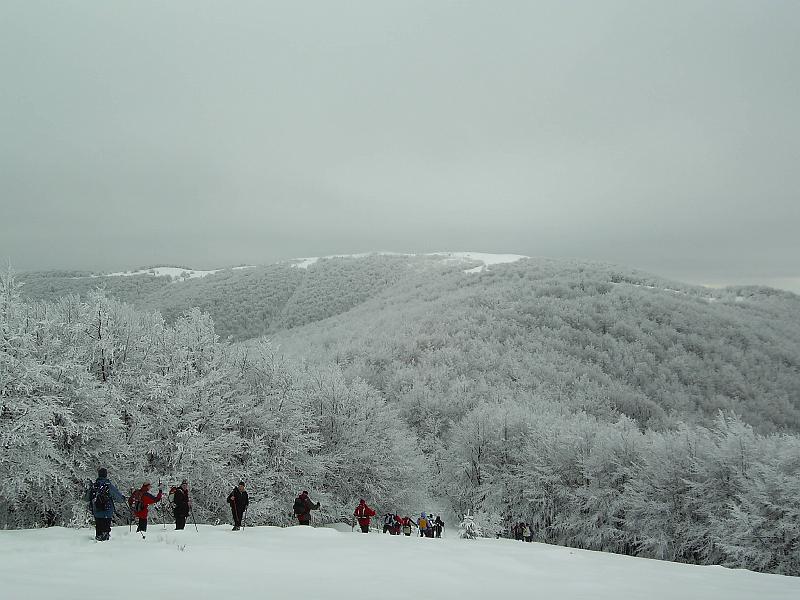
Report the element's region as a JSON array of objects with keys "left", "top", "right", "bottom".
[{"left": 5, "top": 256, "right": 800, "bottom": 575}]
